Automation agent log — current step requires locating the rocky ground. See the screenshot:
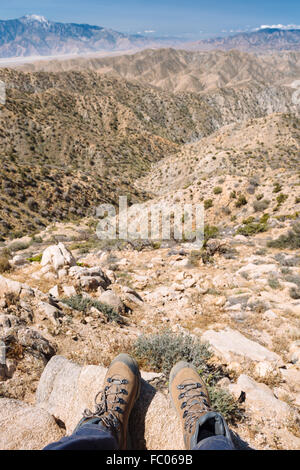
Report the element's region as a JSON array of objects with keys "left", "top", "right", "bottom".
[
  {"left": 0, "top": 208, "right": 299, "bottom": 449},
  {"left": 1, "top": 52, "right": 300, "bottom": 451}
]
